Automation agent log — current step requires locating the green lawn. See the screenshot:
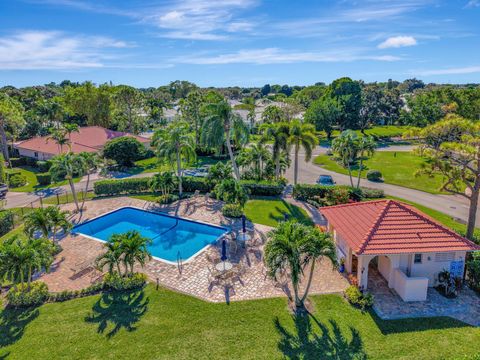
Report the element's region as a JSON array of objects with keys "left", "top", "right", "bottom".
[
  {"left": 126, "top": 156, "right": 224, "bottom": 175},
  {"left": 6, "top": 166, "right": 81, "bottom": 193},
  {"left": 314, "top": 152, "right": 446, "bottom": 194},
  {"left": 244, "top": 198, "right": 313, "bottom": 227},
  {"left": 1, "top": 285, "right": 479, "bottom": 359}
]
